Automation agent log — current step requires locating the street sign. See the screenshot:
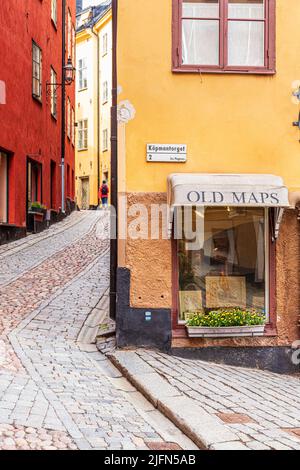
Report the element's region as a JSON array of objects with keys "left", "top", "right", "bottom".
[{"left": 147, "top": 144, "right": 187, "bottom": 163}]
